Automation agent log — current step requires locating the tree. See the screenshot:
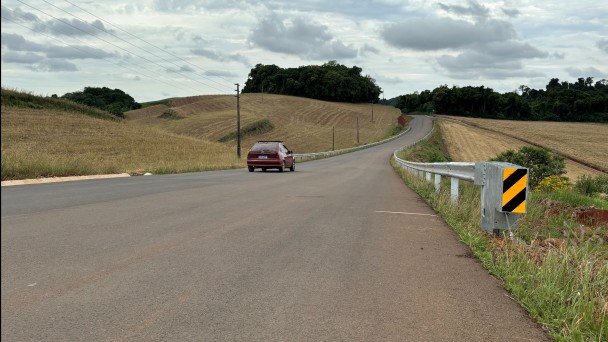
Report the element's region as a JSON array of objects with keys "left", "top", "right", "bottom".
[
  {"left": 61, "top": 87, "right": 140, "bottom": 118},
  {"left": 242, "top": 62, "right": 381, "bottom": 103},
  {"left": 491, "top": 146, "right": 566, "bottom": 188}
]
